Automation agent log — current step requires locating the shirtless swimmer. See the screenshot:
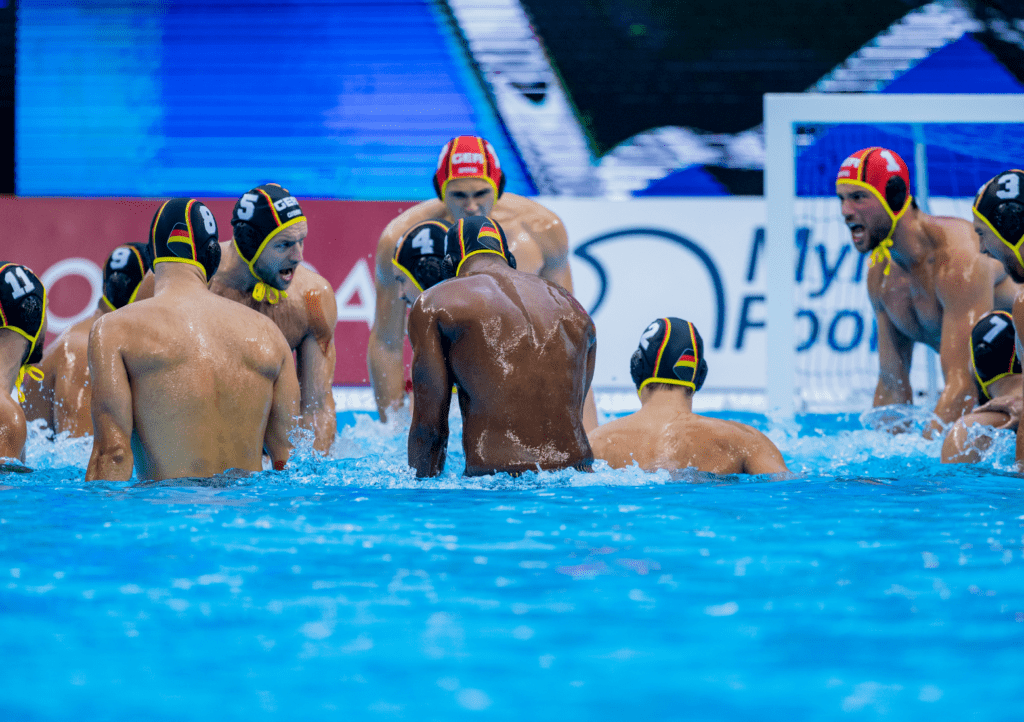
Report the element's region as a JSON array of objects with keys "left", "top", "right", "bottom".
[
  {"left": 23, "top": 243, "right": 151, "bottom": 437},
  {"left": 368, "top": 135, "right": 599, "bottom": 430},
  {"left": 86, "top": 199, "right": 299, "bottom": 482},
  {"left": 941, "top": 311, "right": 1021, "bottom": 463},
  {"left": 836, "top": 147, "right": 1018, "bottom": 436},
  {"left": 587, "top": 318, "right": 787, "bottom": 475},
  {"left": 209, "top": 184, "right": 338, "bottom": 453},
  {"left": 967, "top": 169, "right": 1024, "bottom": 467},
  {"left": 407, "top": 216, "right": 595, "bottom": 477}
]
